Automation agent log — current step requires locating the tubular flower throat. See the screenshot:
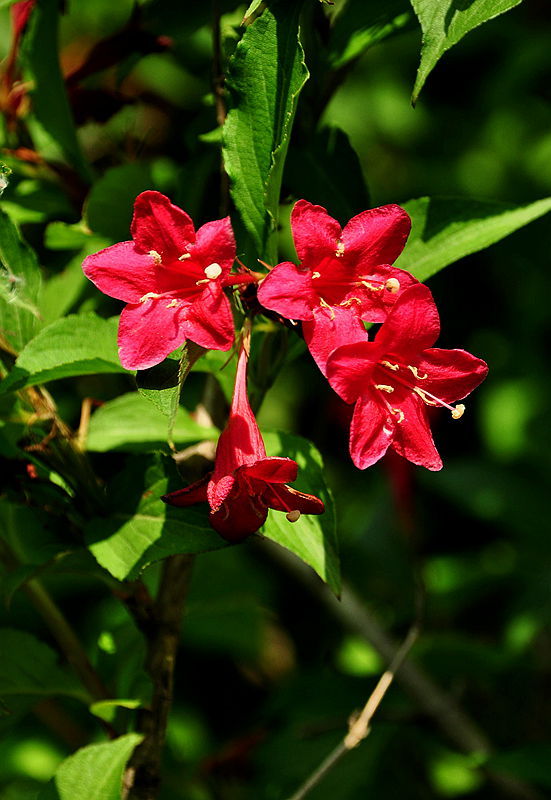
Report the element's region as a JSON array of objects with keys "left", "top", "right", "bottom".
[
  {"left": 82, "top": 190, "right": 255, "bottom": 371},
  {"left": 257, "top": 199, "right": 418, "bottom": 375},
  {"left": 162, "top": 344, "right": 325, "bottom": 541},
  {"left": 326, "top": 284, "right": 489, "bottom": 471}
]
